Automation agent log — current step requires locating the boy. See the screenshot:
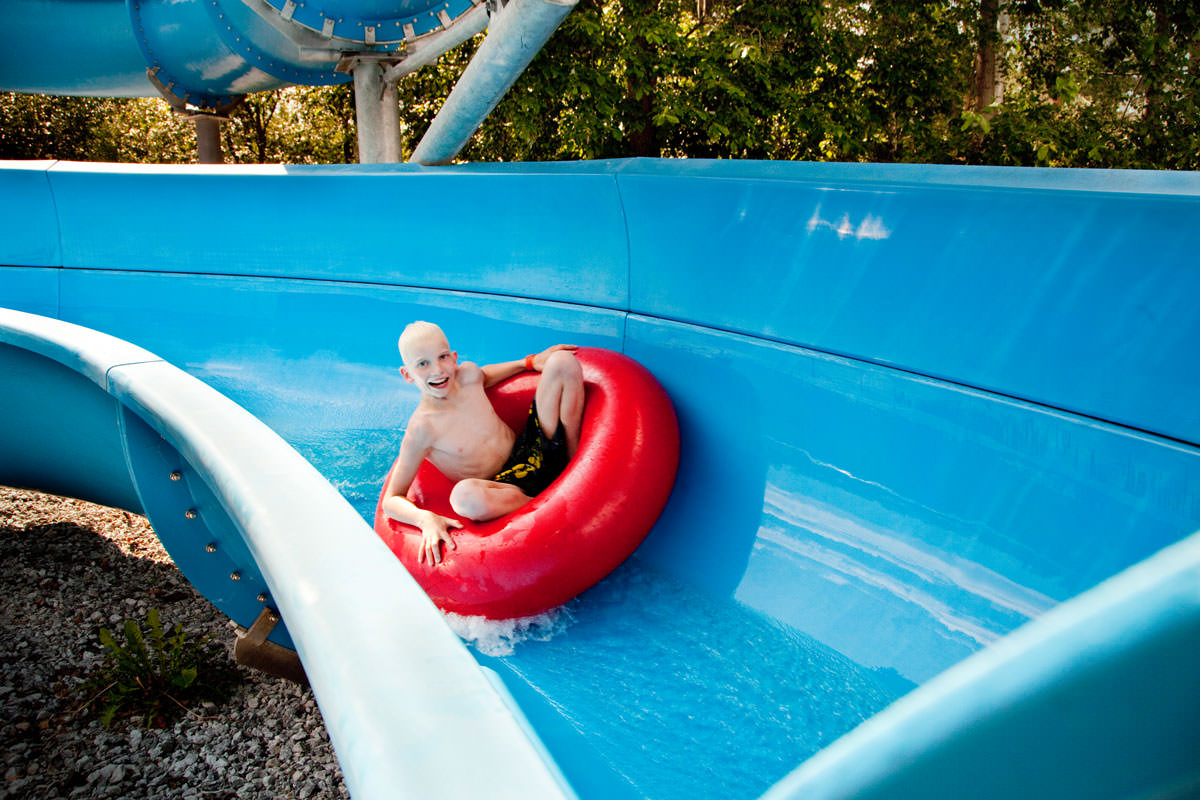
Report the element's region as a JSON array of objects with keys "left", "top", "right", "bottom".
[{"left": 381, "top": 321, "right": 585, "bottom": 566}]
